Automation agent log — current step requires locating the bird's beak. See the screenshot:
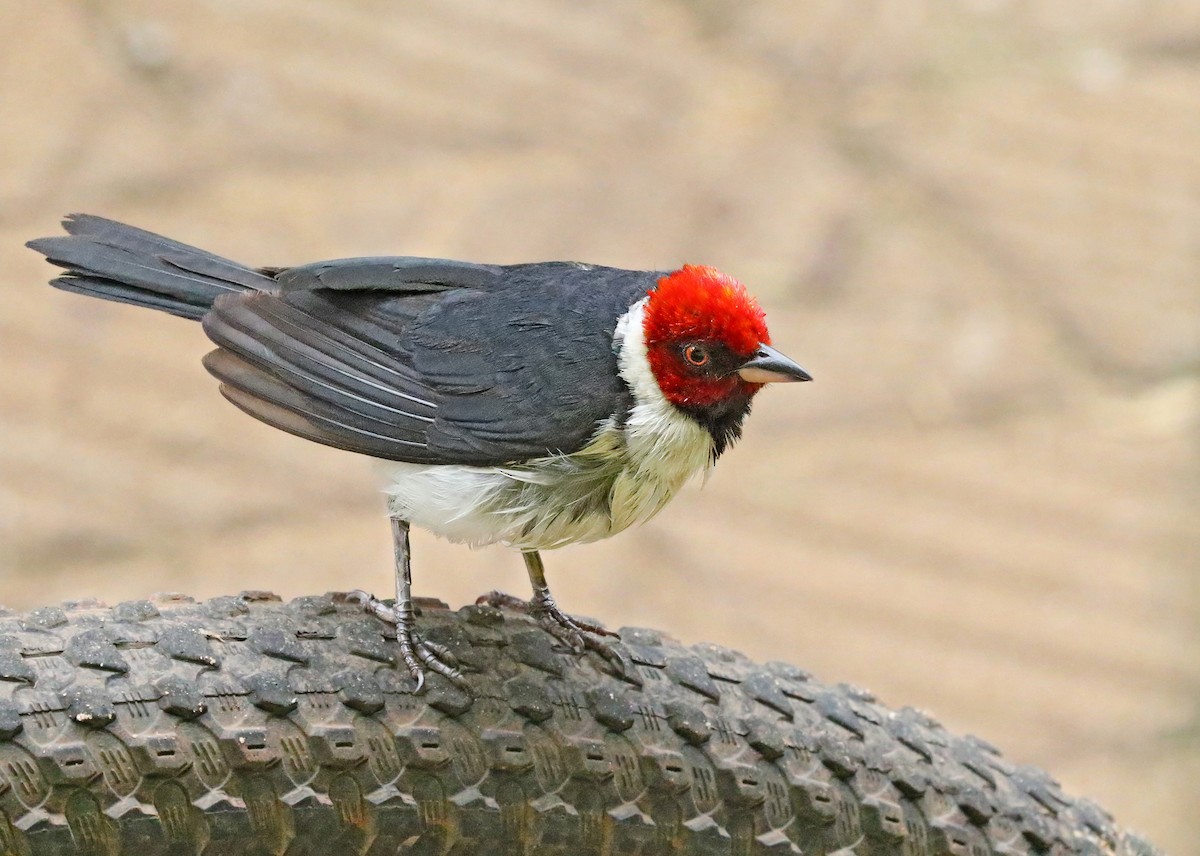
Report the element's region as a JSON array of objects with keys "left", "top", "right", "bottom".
[{"left": 737, "top": 344, "right": 813, "bottom": 383}]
